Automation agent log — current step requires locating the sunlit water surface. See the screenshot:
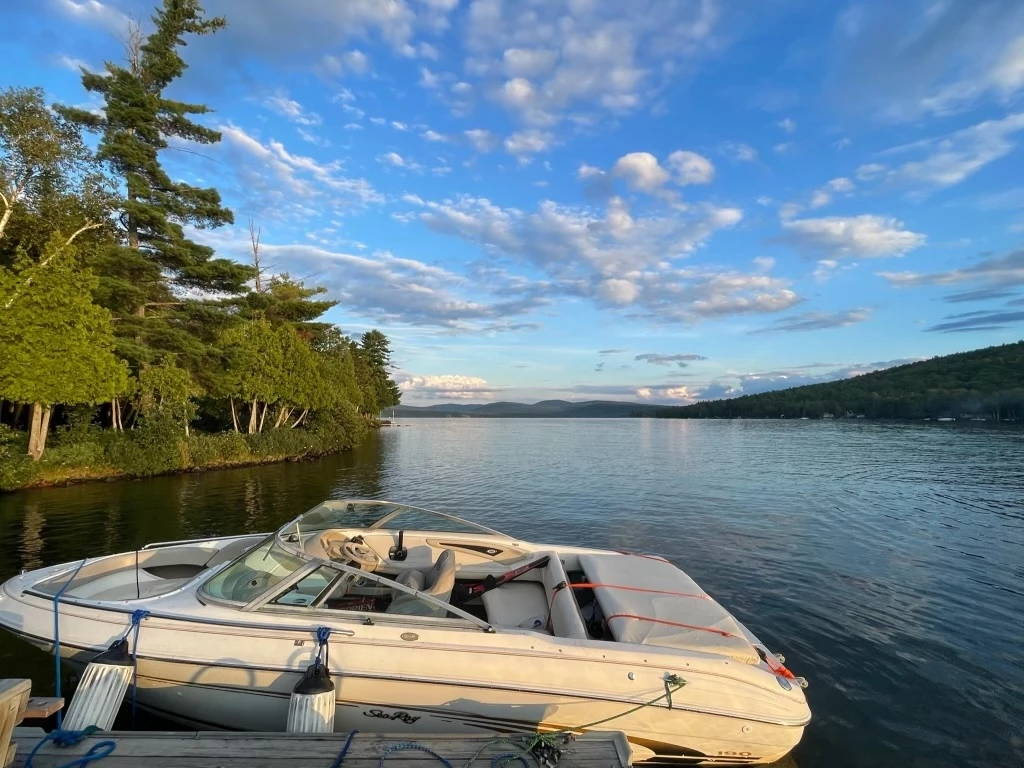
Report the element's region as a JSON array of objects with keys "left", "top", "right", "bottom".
[{"left": 1, "top": 419, "right": 1021, "bottom": 768}]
